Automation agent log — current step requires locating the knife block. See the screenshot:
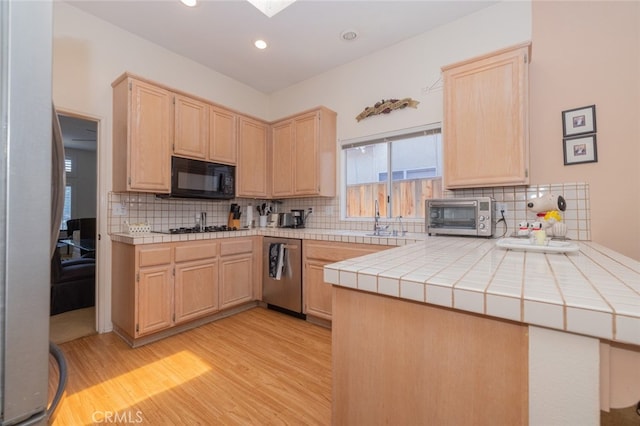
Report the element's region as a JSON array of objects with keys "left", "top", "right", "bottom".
[{"left": 228, "top": 213, "right": 240, "bottom": 229}]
